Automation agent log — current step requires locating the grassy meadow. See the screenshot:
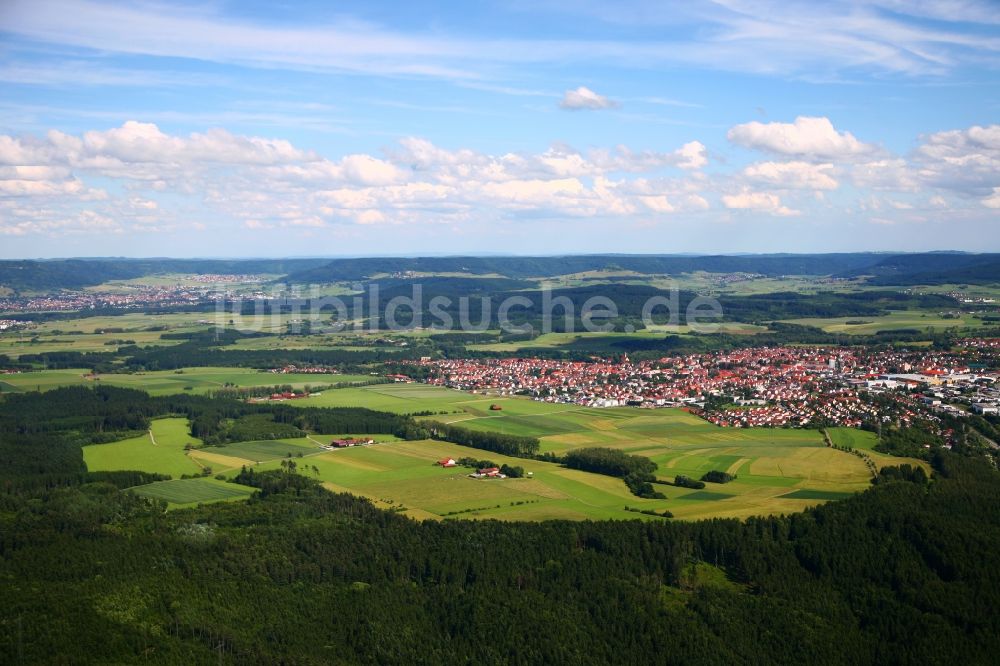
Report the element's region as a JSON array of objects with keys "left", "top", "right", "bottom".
[
  {"left": 131, "top": 478, "right": 257, "bottom": 508},
  {"left": 84, "top": 417, "right": 205, "bottom": 478},
  {"left": 782, "top": 310, "right": 984, "bottom": 335},
  {"left": 73, "top": 378, "right": 923, "bottom": 521},
  {"left": 0, "top": 367, "right": 374, "bottom": 395}
]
